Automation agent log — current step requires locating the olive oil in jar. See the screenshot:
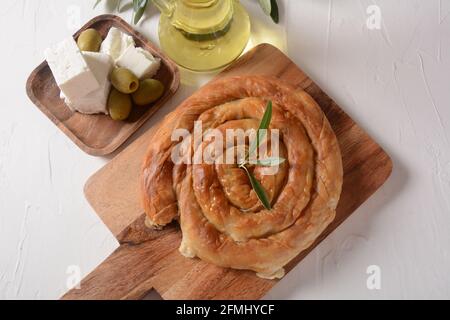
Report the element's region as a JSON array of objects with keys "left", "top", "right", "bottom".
[{"left": 153, "top": 0, "right": 251, "bottom": 72}]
